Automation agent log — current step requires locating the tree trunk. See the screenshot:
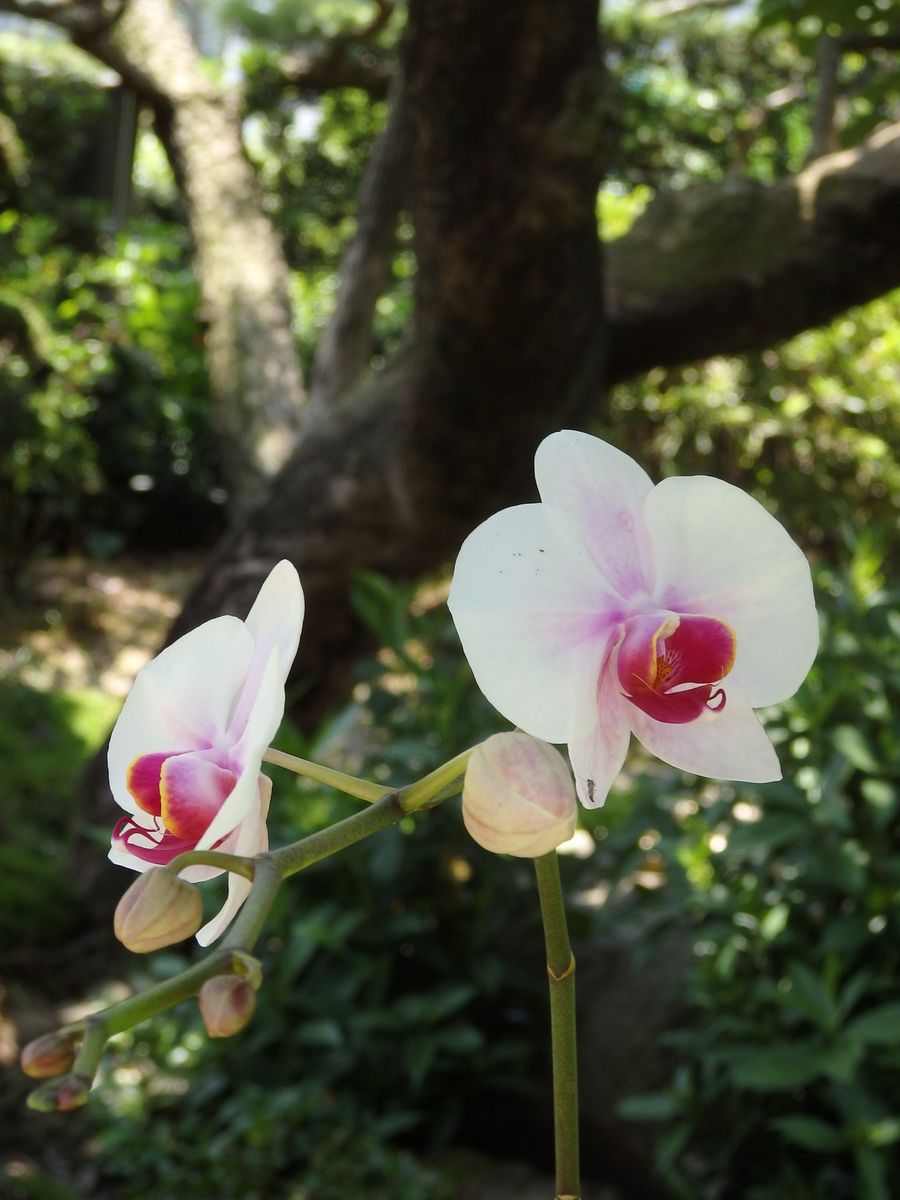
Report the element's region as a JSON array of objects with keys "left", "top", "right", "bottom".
[
  {"left": 162, "top": 0, "right": 608, "bottom": 710},
  {"left": 74, "top": 0, "right": 306, "bottom": 505}
]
